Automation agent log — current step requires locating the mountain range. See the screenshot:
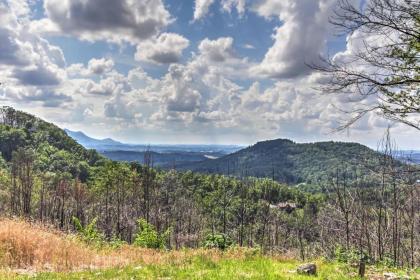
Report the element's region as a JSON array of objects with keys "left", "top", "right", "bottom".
[
  {"left": 64, "top": 129, "right": 242, "bottom": 167},
  {"left": 64, "top": 129, "right": 123, "bottom": 147},
  {"left": 64, "top": 129, "right": 419, "bottom": 185}
]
